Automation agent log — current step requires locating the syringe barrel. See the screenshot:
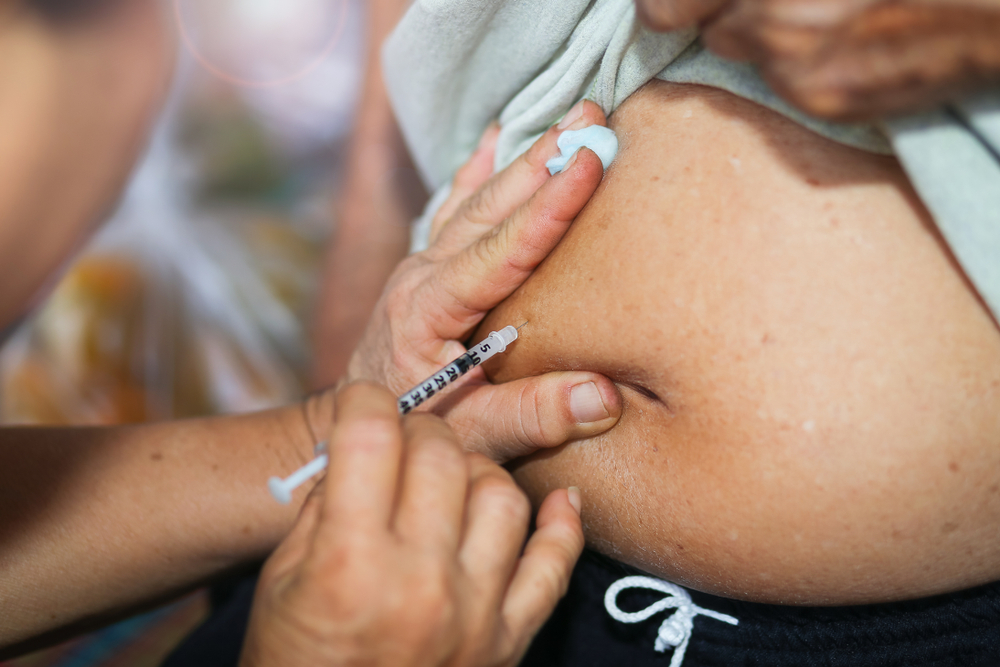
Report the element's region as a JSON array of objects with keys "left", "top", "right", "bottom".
[
  {"left": 268, "top": 327, "right": 521, "bottom": 504},
  {"left": 397, "top": 328, "right": 518, "bottom": 415}
]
